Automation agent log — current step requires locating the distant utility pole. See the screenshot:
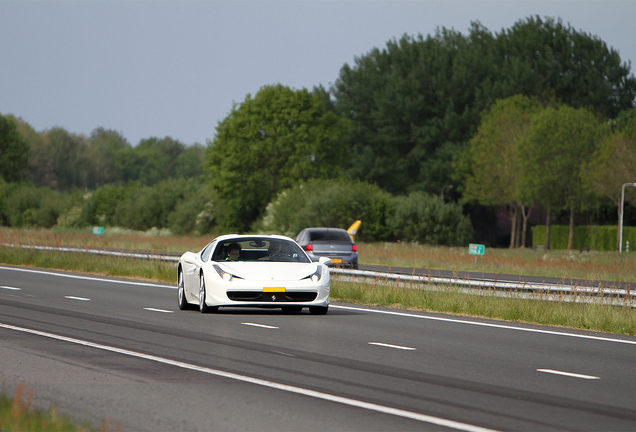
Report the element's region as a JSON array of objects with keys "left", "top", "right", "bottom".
[{"left": 619, "top": 182, "right": 636, "bottom": 253}]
